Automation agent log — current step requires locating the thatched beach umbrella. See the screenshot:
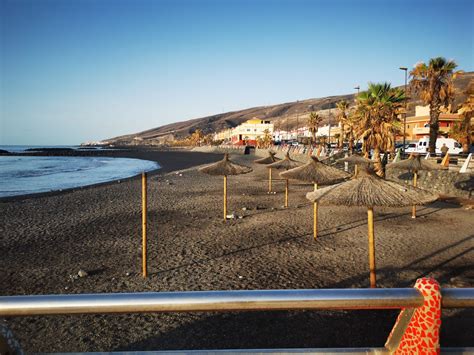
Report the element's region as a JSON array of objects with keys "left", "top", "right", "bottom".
[
  {"left": 254, "top": 151, "right": 280, "bottom": 193},
  {"left": 306, "top": 168, "right": 437, "bottom": 288},
  {"left": 338, "top": 154, "right": 373, "bottom": 175},
  {"left": 387, "top": 154, "right": 446, "bottom": 218},
  {"left": 267, "top": 152, "right": 301, "bottom": 208},
  {"left": 280, "top": 157, "right": 350, "bottom": 240},
  {"left": 199, "top": 153, "right": 252, "bottom": 220}
]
